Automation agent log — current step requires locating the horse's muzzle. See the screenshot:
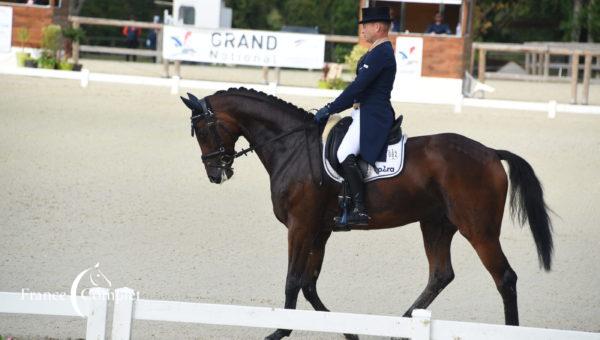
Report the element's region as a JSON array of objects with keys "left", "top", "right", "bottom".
[
  {"left": 208, "top": 168, "right": 234, "bottom": 184},
  {"left": 208, "top": 175, "right": 222, "bottom": 184}
]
